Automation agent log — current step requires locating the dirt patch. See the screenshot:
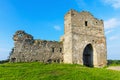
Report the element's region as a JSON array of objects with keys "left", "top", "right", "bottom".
[{"left": 107, "top": 66, "right": 120, "bottom": 71}]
